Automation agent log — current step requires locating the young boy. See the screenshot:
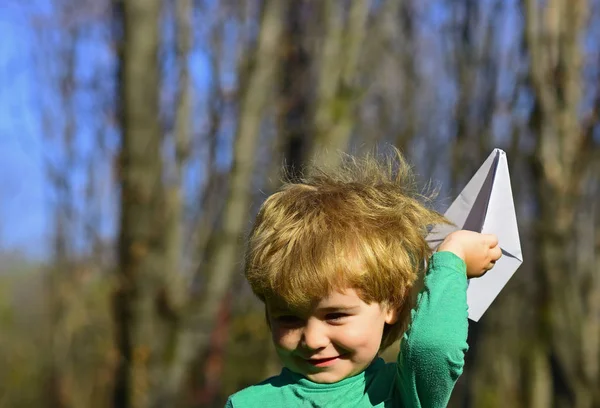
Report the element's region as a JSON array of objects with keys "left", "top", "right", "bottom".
[{"left": 226, "top": 151, "right": 502, "bottom": 407}]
